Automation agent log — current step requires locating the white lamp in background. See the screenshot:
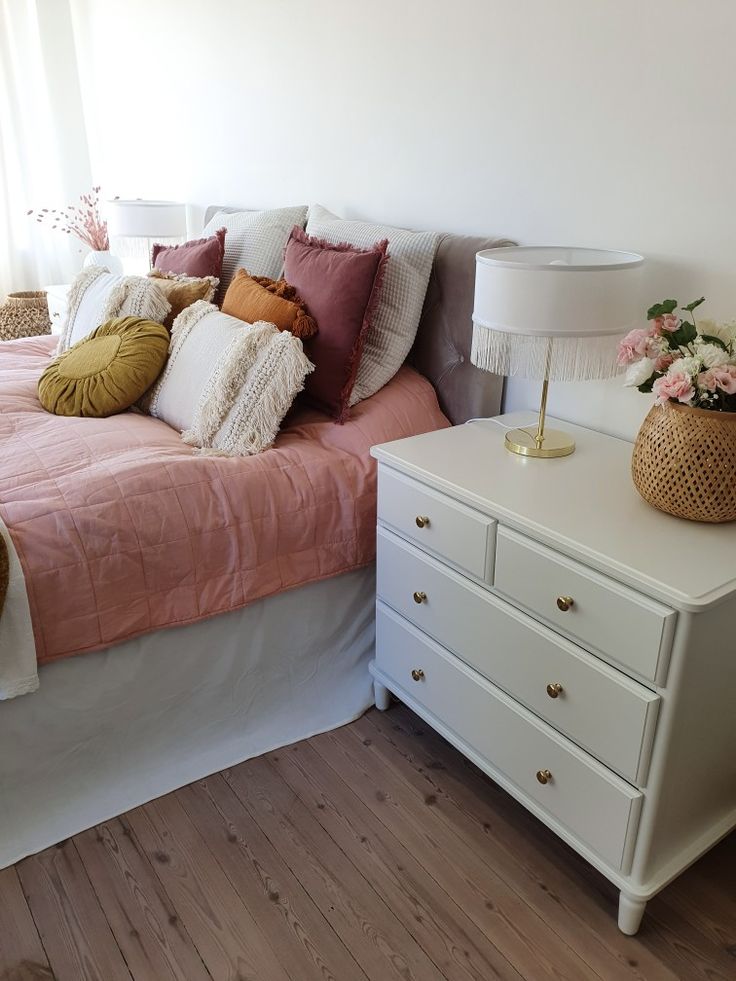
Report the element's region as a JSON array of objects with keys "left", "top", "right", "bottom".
[
  {"left": 471, "top": 246, "right": 644, "bottom": 458},
  {"left": 106, "top": 199, "right": 187, "bottom": 271}
]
